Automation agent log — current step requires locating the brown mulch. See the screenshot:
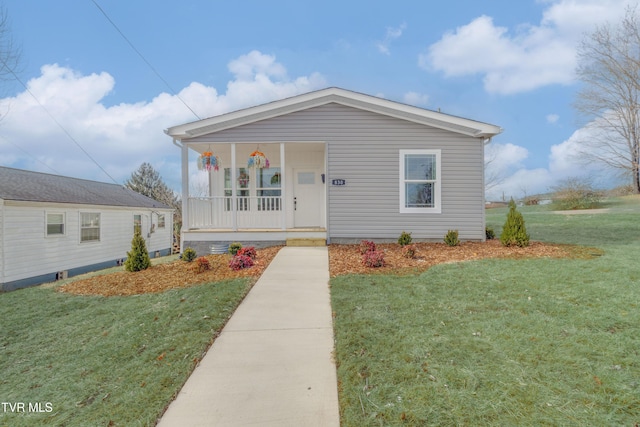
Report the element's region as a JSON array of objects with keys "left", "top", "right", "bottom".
[
  {"left": 328, "top": 240, "right": 601, "bottom": 277},
  {"left": 58, "top": 246, "right": 283, "bottom": 297},
  {"left": 58, "top": 240, "right": 601, "bottom": 297}
]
